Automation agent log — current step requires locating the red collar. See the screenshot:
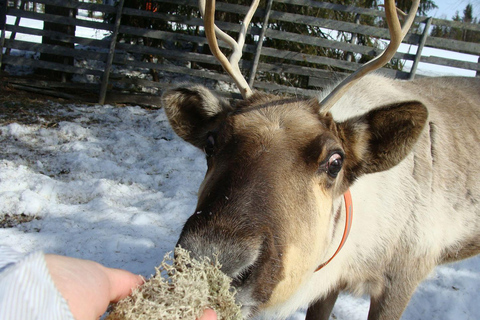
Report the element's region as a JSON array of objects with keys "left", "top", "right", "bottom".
[{"left": 314, "top": 189, "right": 353, "bottom": 272}]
